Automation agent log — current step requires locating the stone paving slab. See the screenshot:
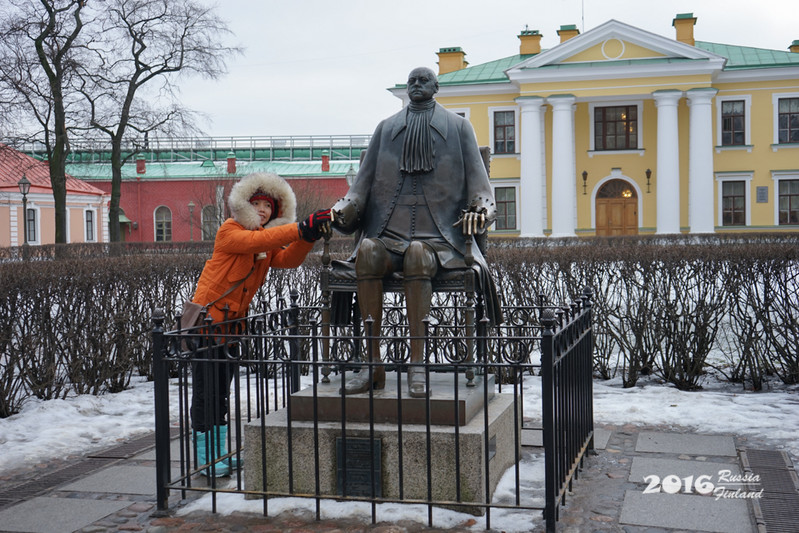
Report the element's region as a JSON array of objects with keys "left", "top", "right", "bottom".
[
  {"left": 0, "top": 496, "right": 129, "bottom": 533},
  {"left": 629, "top": 456, "right": 741, "bottom": 484},
  {"left": 520, "top": 427, "right": 611, "bottom": 449},
  {"left": 635, "top": 431, "right": 737, "bottom": 456},
  {"left": 619, "top": 489, "right": 753, "bottom": 532},
  {"left": 593, "top": 427, "right": 611, "bottom": 450},
  {"left": 60, "top": 464, "right": 180, "bottom": 495},
  {"left": 132, "top": 437, "right": 183, "bottom": 461}
]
